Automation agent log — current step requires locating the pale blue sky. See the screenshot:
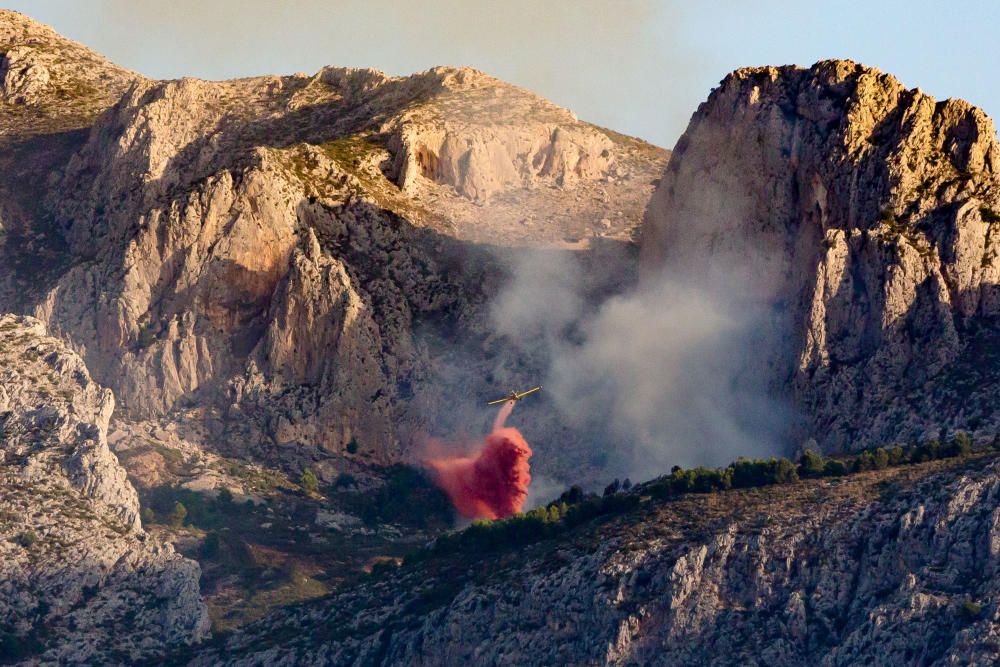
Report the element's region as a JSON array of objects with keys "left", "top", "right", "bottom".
[{"left": 5, "top": 1, "right": 998, "bottom": 148}]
